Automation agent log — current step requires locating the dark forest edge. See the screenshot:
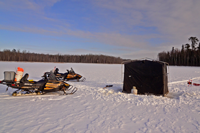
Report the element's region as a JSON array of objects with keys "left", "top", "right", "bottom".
[
  {"left": 158, "top": 37, "right": 200, "bottom": 66},
  {"left": 0, "top": 49, "right": 125, "bottom": 64}
]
